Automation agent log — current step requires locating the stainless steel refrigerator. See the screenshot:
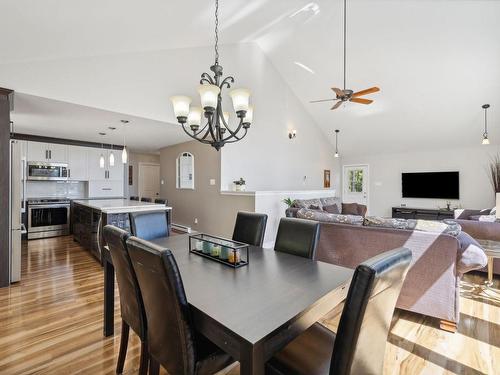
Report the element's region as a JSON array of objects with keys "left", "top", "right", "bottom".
[{"left": 9, "top": 140, "right": 25, "bottom": 283}]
